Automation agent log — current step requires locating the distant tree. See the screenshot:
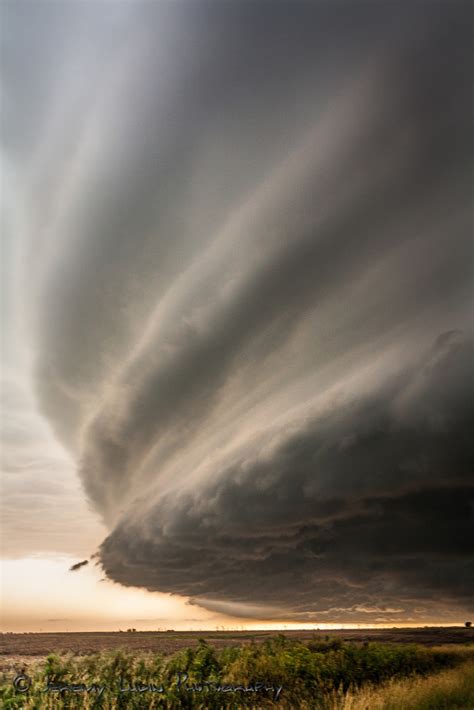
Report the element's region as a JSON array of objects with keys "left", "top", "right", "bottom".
[{"left": 465, "top": 621, "right": 472, "bottom": 628}]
